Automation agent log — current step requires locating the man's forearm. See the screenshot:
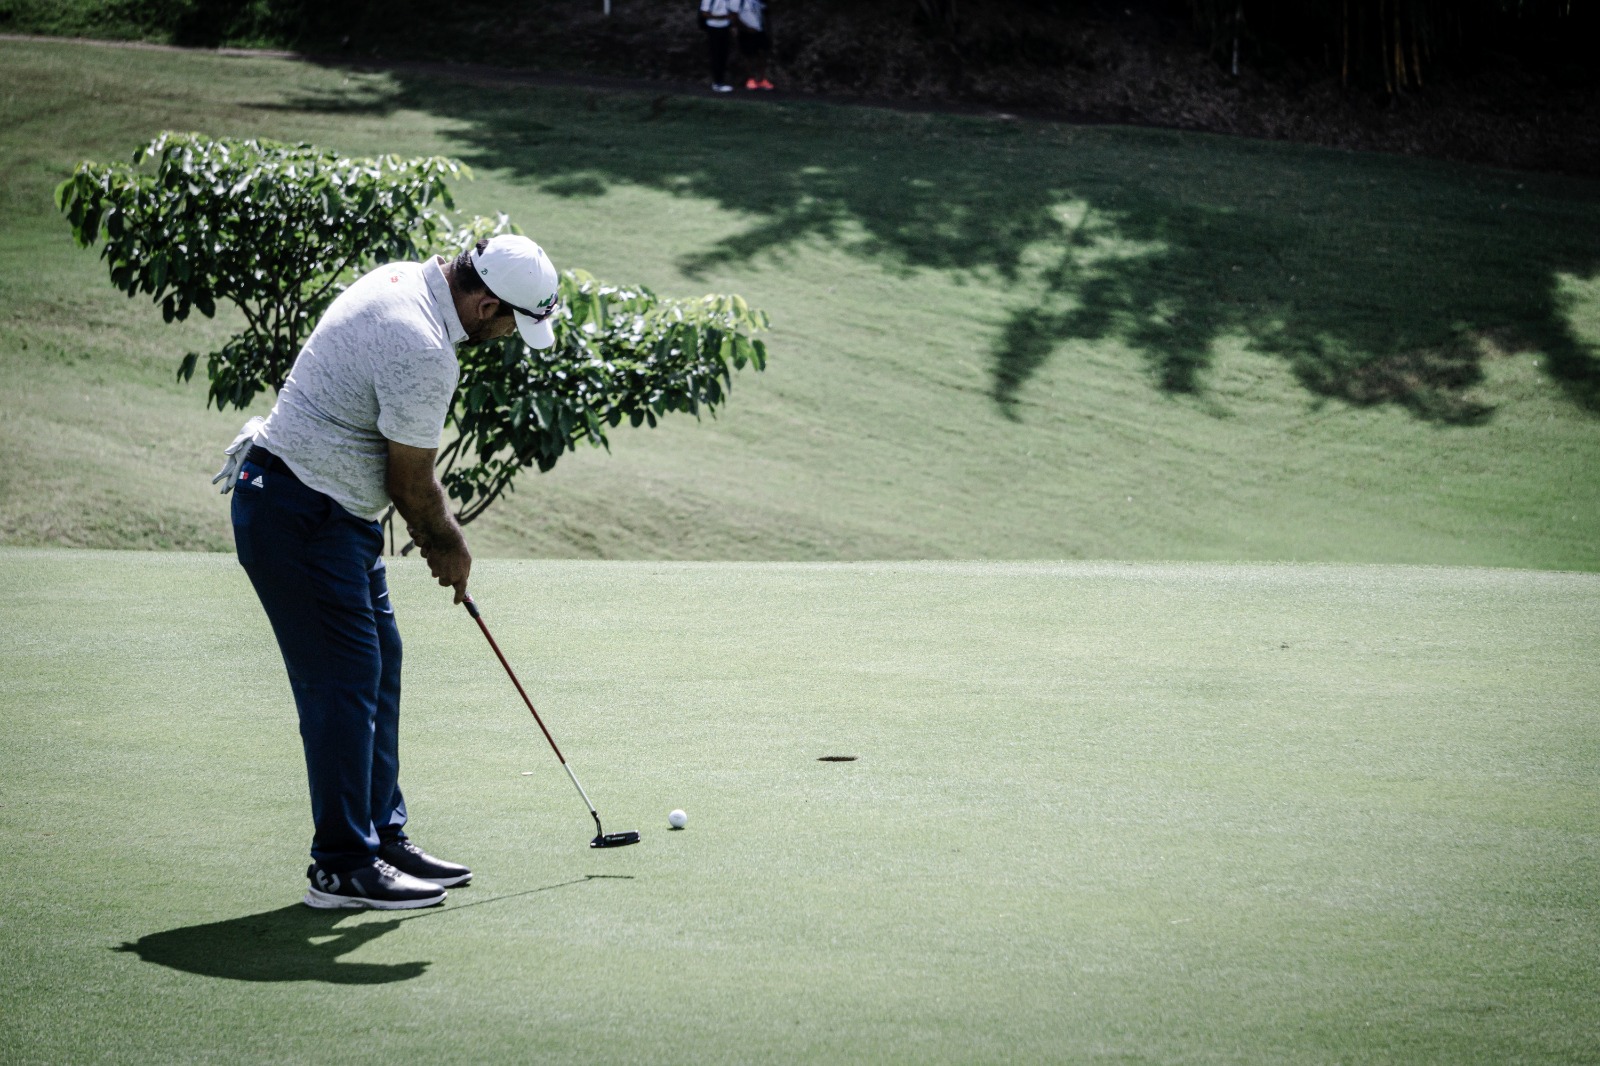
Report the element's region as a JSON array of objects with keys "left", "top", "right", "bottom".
[
  {"left": 386, "top": 440, "right": 472, "bottom": 601},
  {"left": 390, "top": 476, "right": 464, "bottom": 553}
]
